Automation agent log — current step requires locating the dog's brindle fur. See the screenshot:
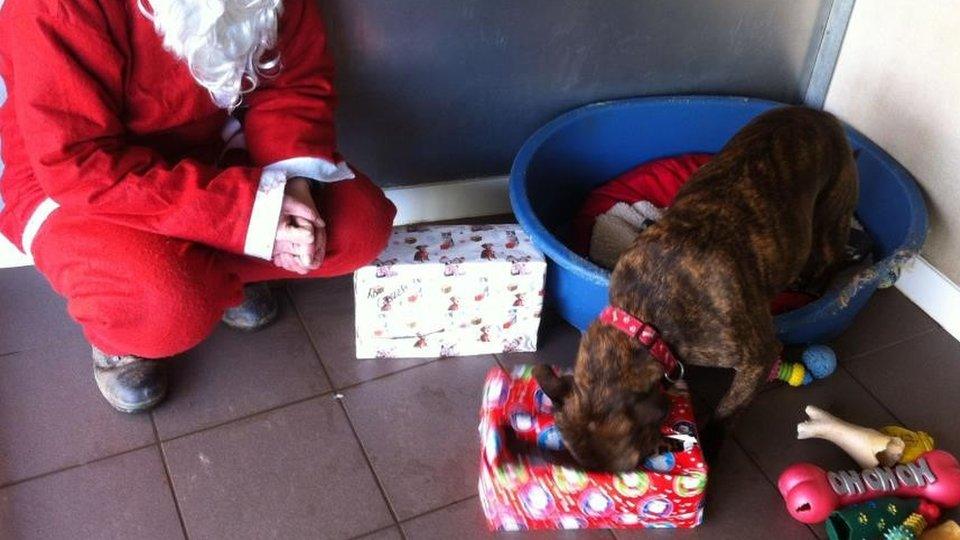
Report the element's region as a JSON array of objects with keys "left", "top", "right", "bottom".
[{"left": 535, "top": 107, "right": 859, "bottom": 472}]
